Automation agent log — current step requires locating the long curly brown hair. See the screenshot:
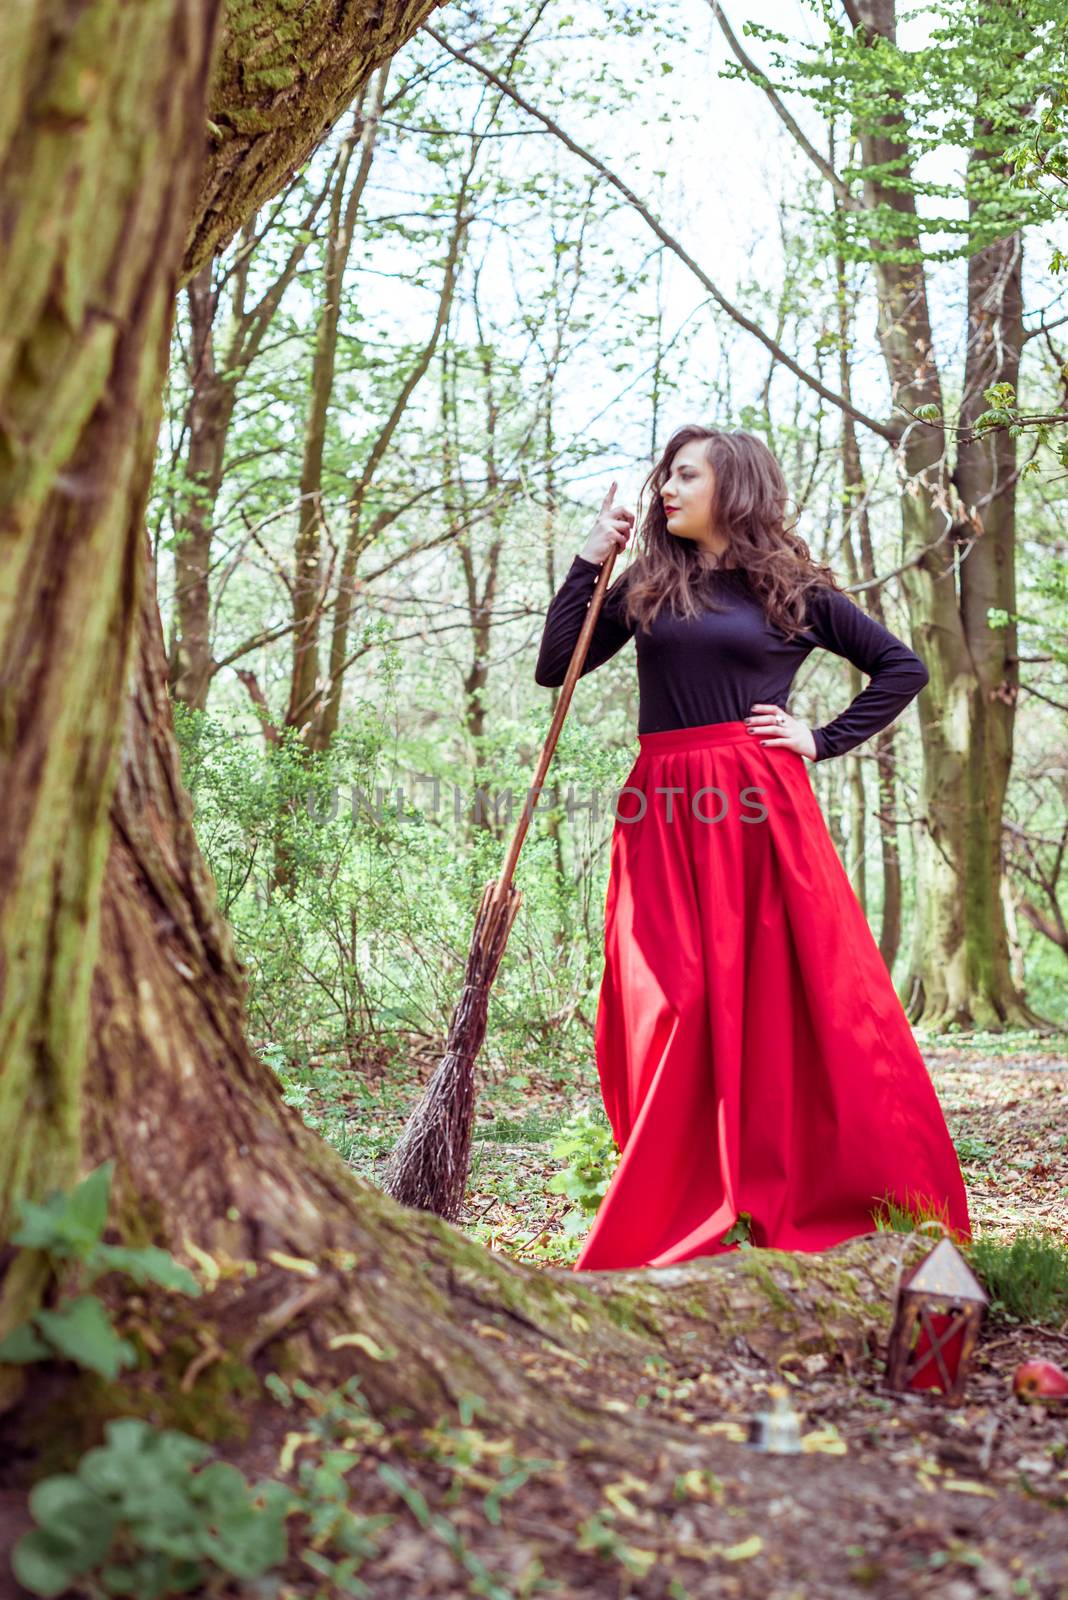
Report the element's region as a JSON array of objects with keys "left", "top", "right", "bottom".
[{"left": 611, "top": 425, "right": 845, "bottom": 641}]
